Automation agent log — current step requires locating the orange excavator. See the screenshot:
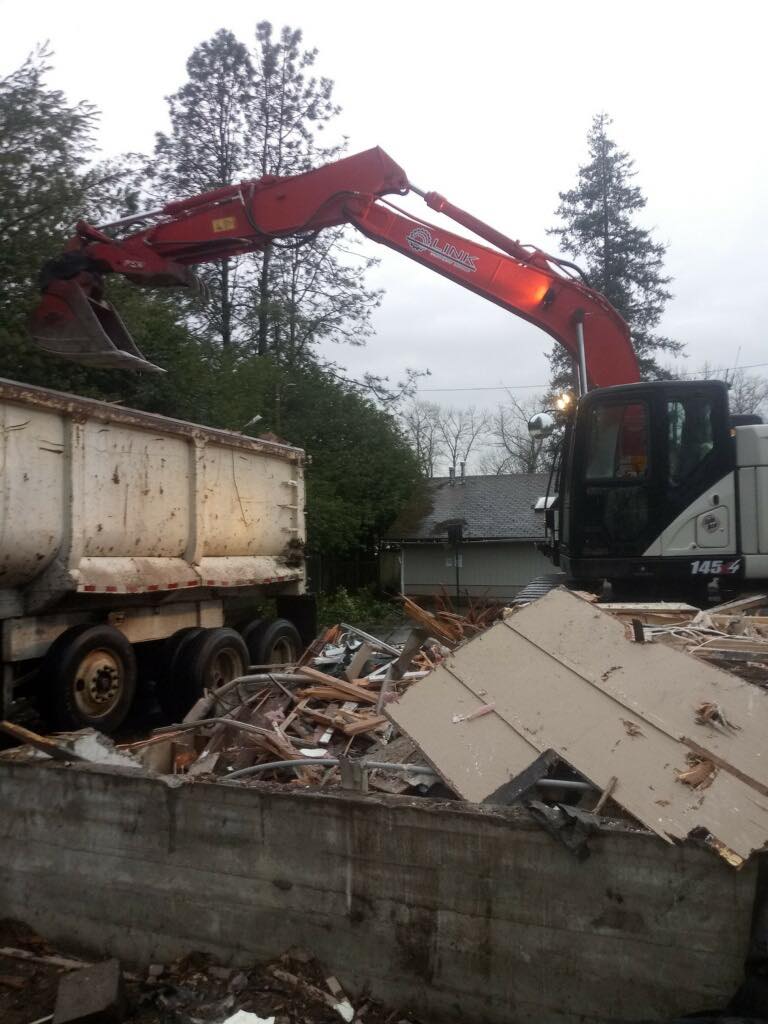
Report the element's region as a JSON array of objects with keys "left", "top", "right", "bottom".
[{"left": 30, "top": 148, "right": 766, "bottom": 596}]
